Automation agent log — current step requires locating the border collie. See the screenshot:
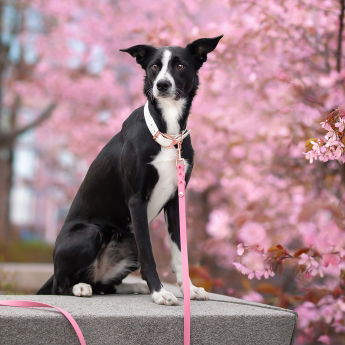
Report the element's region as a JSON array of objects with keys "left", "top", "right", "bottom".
[{"left": 37, "top": 35, "right": 223, "bottom": 305}]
